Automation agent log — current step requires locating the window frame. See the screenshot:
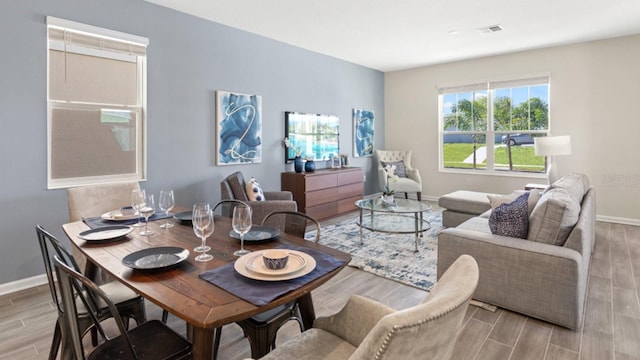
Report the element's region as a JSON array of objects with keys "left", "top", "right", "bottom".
[
  {"left": 46, "top": 17, "right": 148, "bottom": 189},
  {"left": 438, "top": 75, "right": 550, "bottom": 178}
]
